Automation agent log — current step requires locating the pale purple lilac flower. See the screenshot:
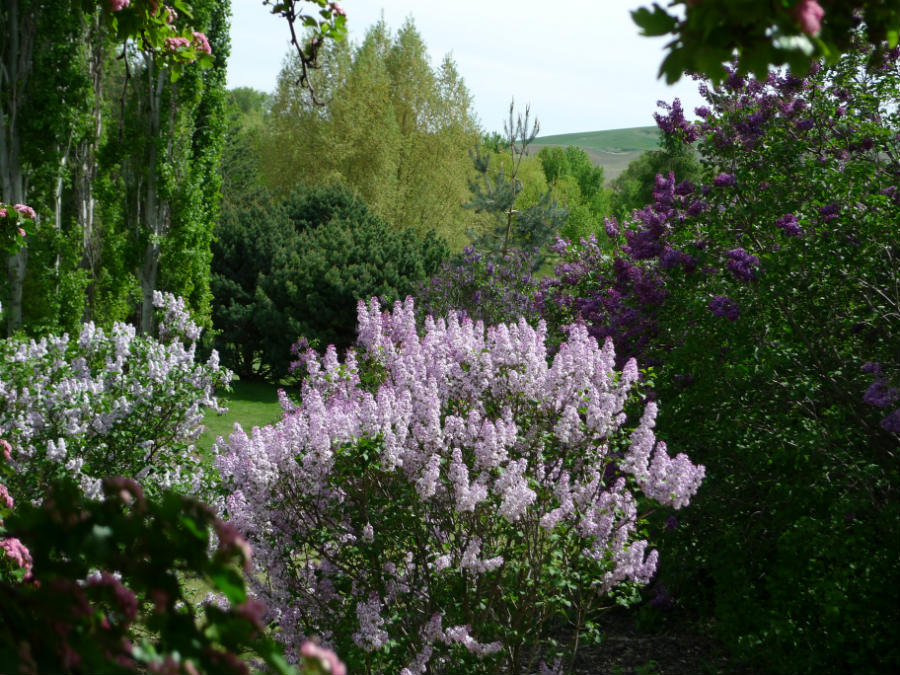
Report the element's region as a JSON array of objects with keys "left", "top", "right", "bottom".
[{"left": 215, "top": 297, "right": 703, "bottom": 669}]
